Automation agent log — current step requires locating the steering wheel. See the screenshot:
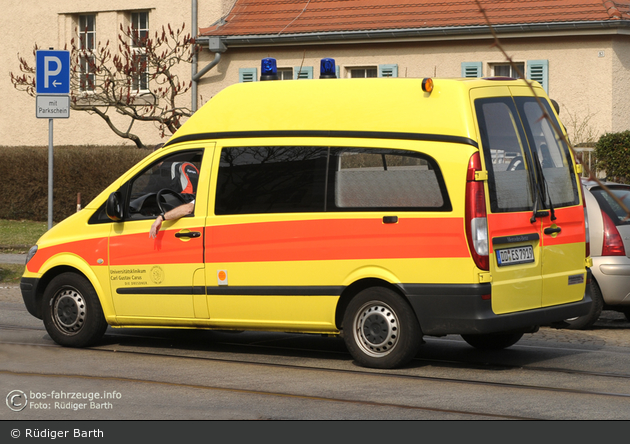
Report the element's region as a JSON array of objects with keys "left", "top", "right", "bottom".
[
  {"left": 156, "top": 188, "right": 187, "bottom": 214},
  {"left": 507, "top": 156, "right": 525, "bottom": 171}
]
